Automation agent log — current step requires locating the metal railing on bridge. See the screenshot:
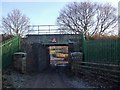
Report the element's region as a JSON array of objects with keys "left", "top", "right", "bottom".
[{"left": 27, "top": 25, "right": 80, "bottom": 35}]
